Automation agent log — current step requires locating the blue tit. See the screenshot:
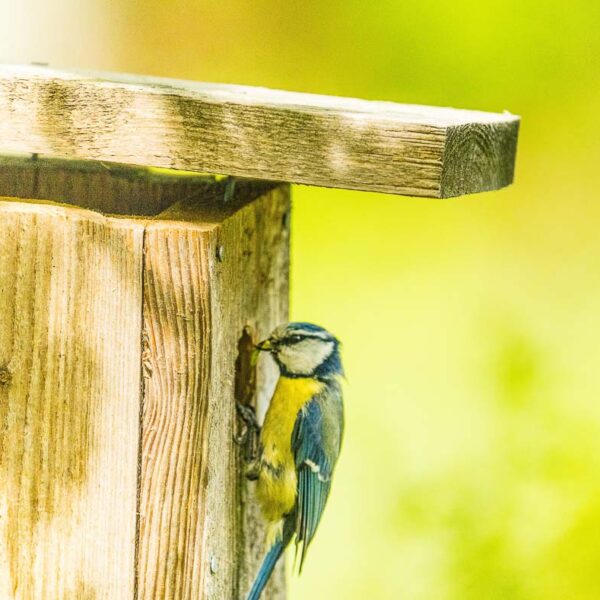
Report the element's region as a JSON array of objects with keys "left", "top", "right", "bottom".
[{"left": 245, "top": 322, "right": 344, "bottom": 600}]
